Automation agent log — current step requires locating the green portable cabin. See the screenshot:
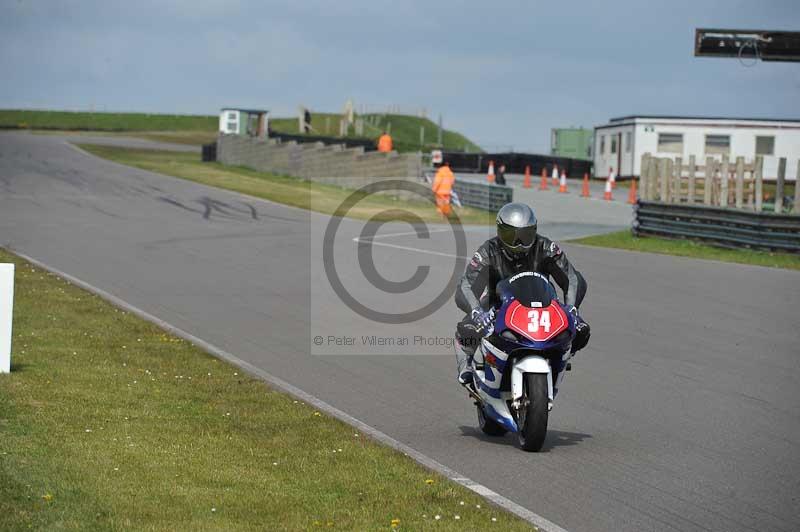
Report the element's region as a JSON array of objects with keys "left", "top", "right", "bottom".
[{"left": 551, "top": 128, "right": 593, "bottom": 160}]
